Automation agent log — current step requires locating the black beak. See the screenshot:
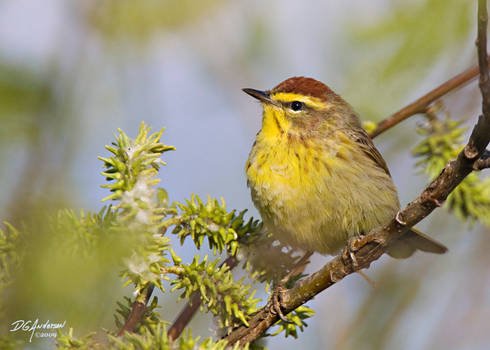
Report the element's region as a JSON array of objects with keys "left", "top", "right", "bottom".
[{"left": 242, "top": 88, "right": 272, "bottom": 104}]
